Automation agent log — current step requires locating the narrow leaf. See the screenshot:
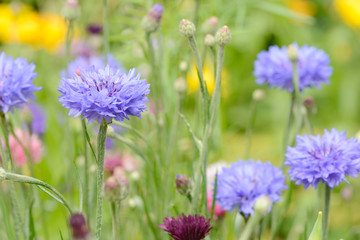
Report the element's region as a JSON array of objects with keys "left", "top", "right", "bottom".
[{"left": 308, "top": 211, "right": 322, "bottom": 240}]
